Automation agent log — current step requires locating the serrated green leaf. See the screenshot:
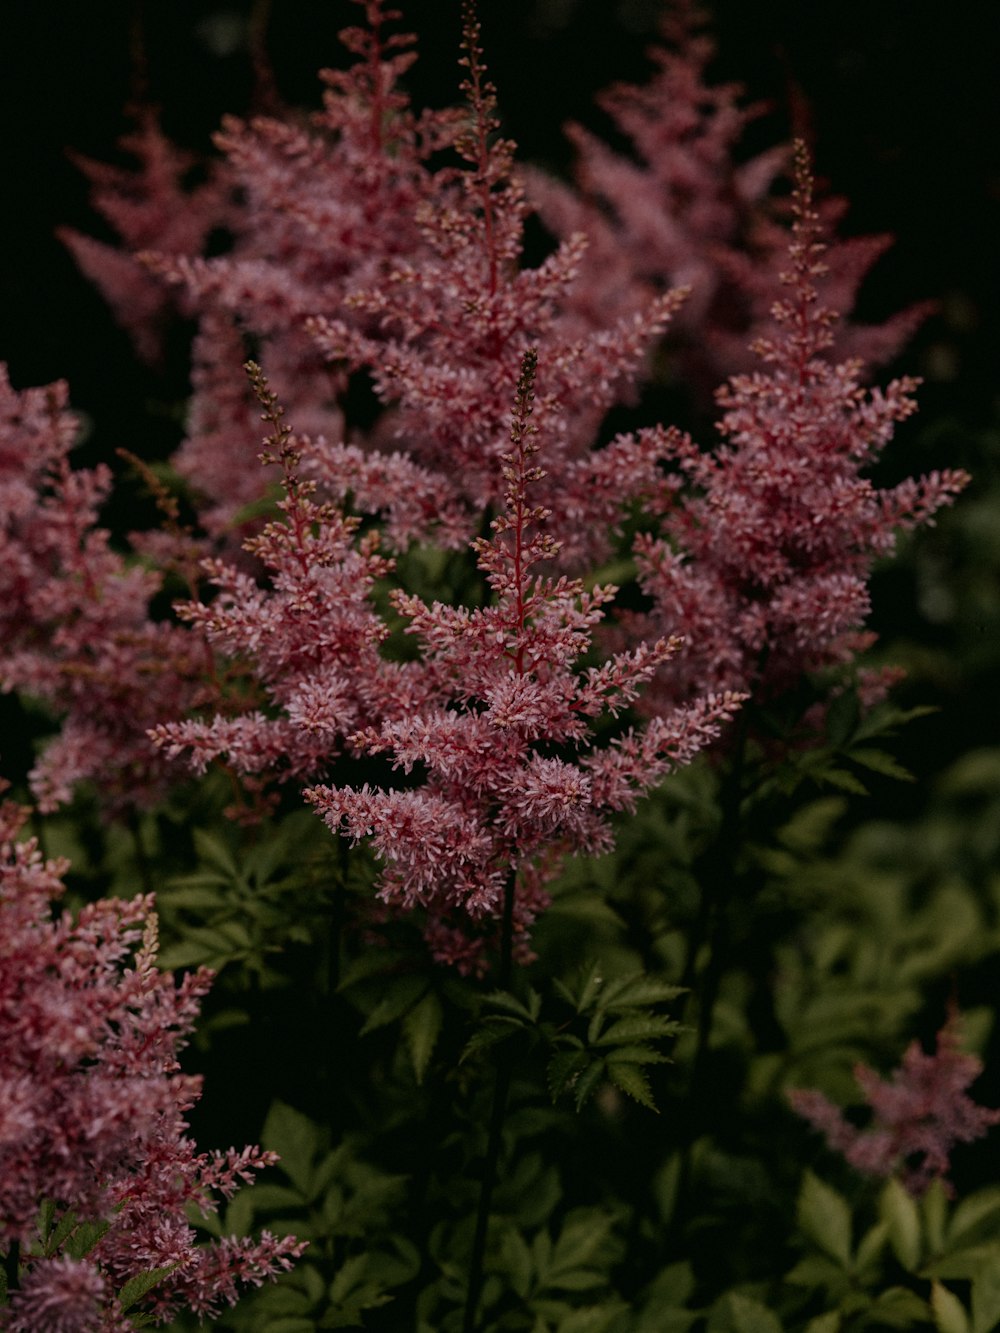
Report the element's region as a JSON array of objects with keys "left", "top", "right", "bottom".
[
  {"left": 815, "top": 766, "right": 869, "bottom": 796},
  {"left": 359, "top": 976, "right": 428, "bottom": 1034},
  {"left": 855, "top": 1219, "right": 889, "bottom": 1271},
  {"left": 606, "top": 1060, "right": 657, "bottom": 1111},
  {"left": 460, "top": 1017, "right": 522, "bottom": 1065},
  {"left": 548, "top": 1048, "right": 590, "bottom": 1100},
  {"left": 336, "top": 948, "right": 412, "bottom": 992},
  {"left": 117, "top": 1265, "right": 178, "bottom": 1313},
  {"left": 403, "top": 990, "right": 443, "bottom": 1084},
  {"left": 573, "top": 1060, "right": 607, "bottom": 1112},
  {"left": 599, "top": 973, "right": 685, "bottom": 1011},
  {"left": 972, "top": 1262, "right": 1000, "bottom": 1333},
  {"left": 483, "top": 989, "right": 538, "bottom": 1023},
  {"left": 64, "top": 1218, "right": 111, "bottom": 1259},
  {"left": 603, "top": 1043, "right": 668, "bottom": 1065},
  {"left": 593, "top": 1014, "right": 680, "bottom": 1048},
  {"left": 798, "top": 1172, "right": 852, "bottom": 1268},
  {"left": 932, "top": 1281, "right": 970, "bottom": 1333},
  {"left": 193, "top": 828, "right": 240, "bottom": 878},
  {"left": 44, "top": 1207, "right": 80, "bottom": 1257},
  {"left": 848, "top": 747, "right": 915, "bottom": 782}
]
